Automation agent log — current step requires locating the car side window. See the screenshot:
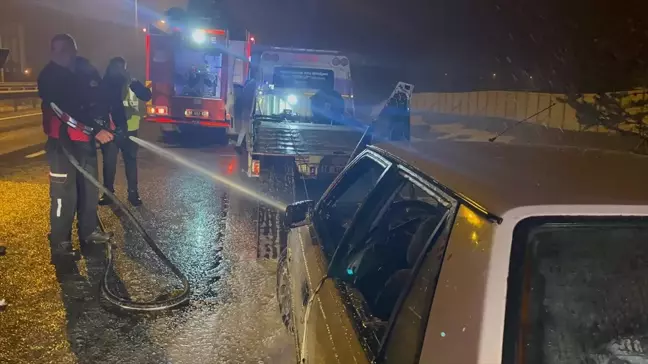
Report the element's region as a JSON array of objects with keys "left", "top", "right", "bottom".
[
  {"left": 381, "top": 224, "right": 451, "bottom": 364},
  {"left": 314, "top": 155, "right": 387, "bottom": 257},
  {"left": 335, "top": 173, "right": 452, "bottom": 360}
]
